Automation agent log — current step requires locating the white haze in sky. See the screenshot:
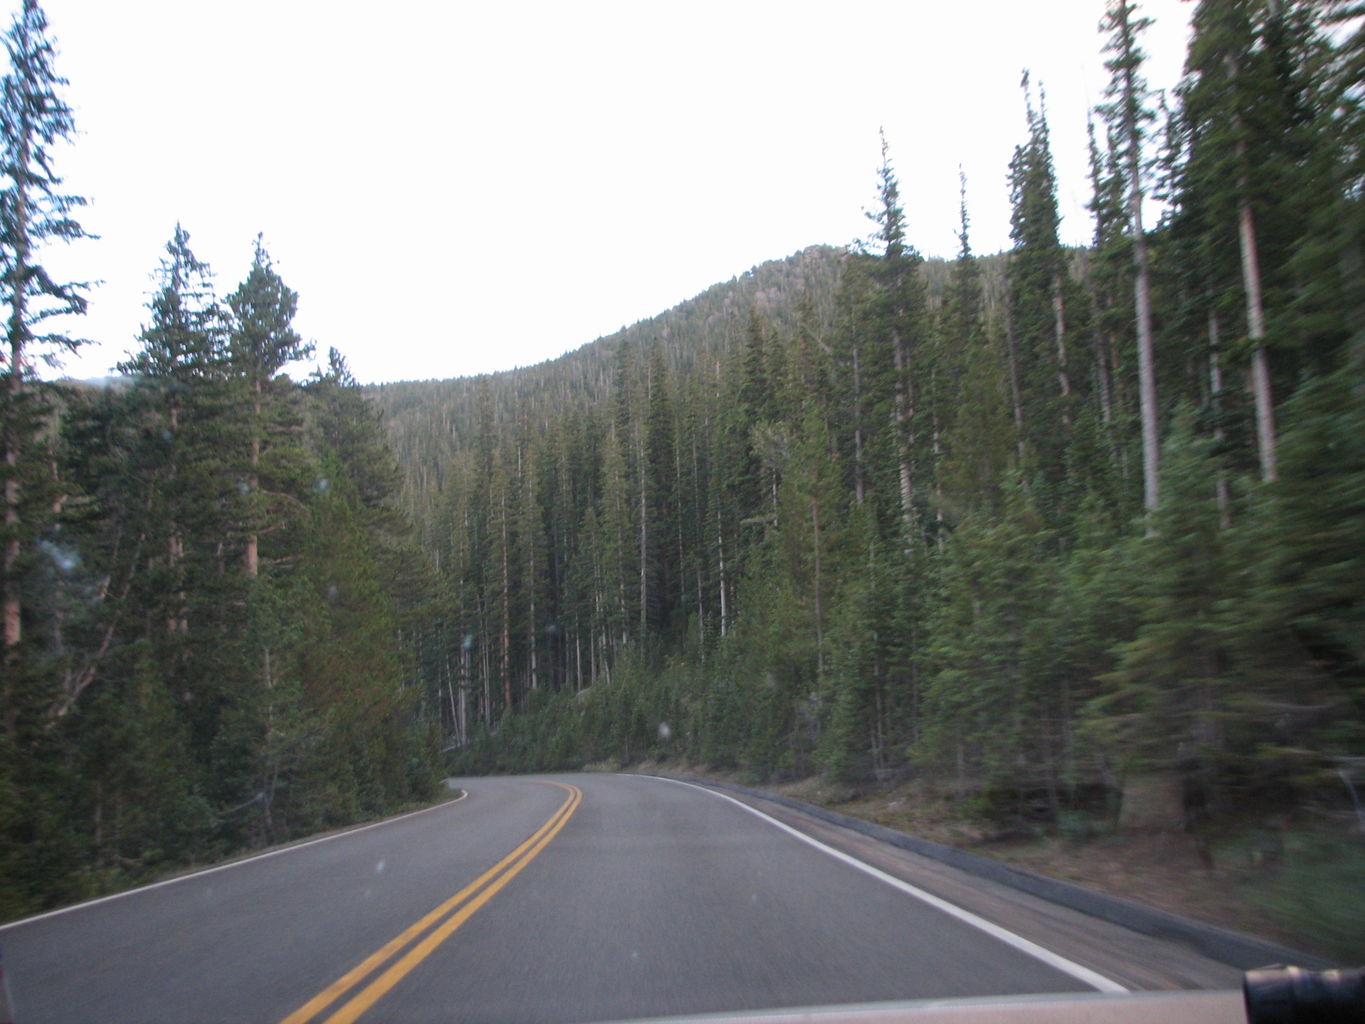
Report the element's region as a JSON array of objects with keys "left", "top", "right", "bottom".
[{"left": 35, "top": 0, "right": 1193, "bottom": 386}]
